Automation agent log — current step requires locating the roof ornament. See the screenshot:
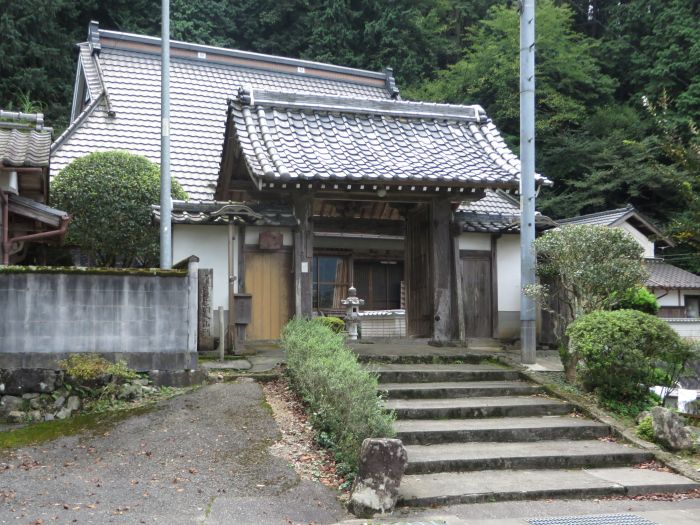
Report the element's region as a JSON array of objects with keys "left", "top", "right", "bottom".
[
  {"left": 88, "top": 20, "right": 101, "bottom": 56},
  {"left": 238, "top": 86, "right": 254, "bottom": 106},
  {"left": 384, "top": 68, "right": 400, "bottom": 100}
]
